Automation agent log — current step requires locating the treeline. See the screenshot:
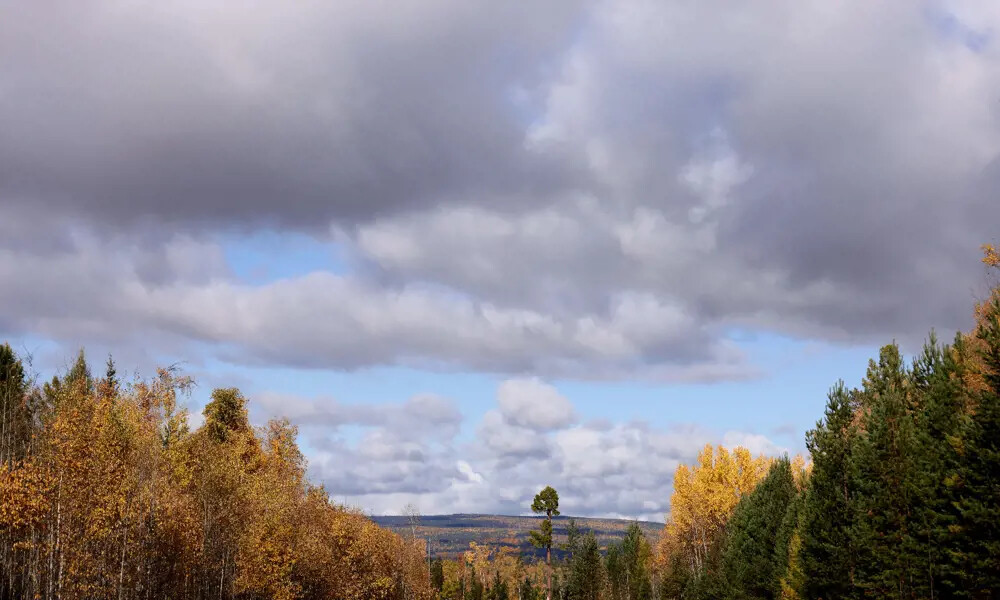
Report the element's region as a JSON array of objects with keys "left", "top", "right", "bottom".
[
  {"left": 656, "top": 254, "right": 1000, "bottom": 599},
  {"left": 428, "top": 521, "right": 654, "bottom": 600},
  {"left": 430, "top": 250, "right": 1000, "bottom": 600},
  {"left": 0, "top": 349, "right": 431, "bottom": 600}
]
